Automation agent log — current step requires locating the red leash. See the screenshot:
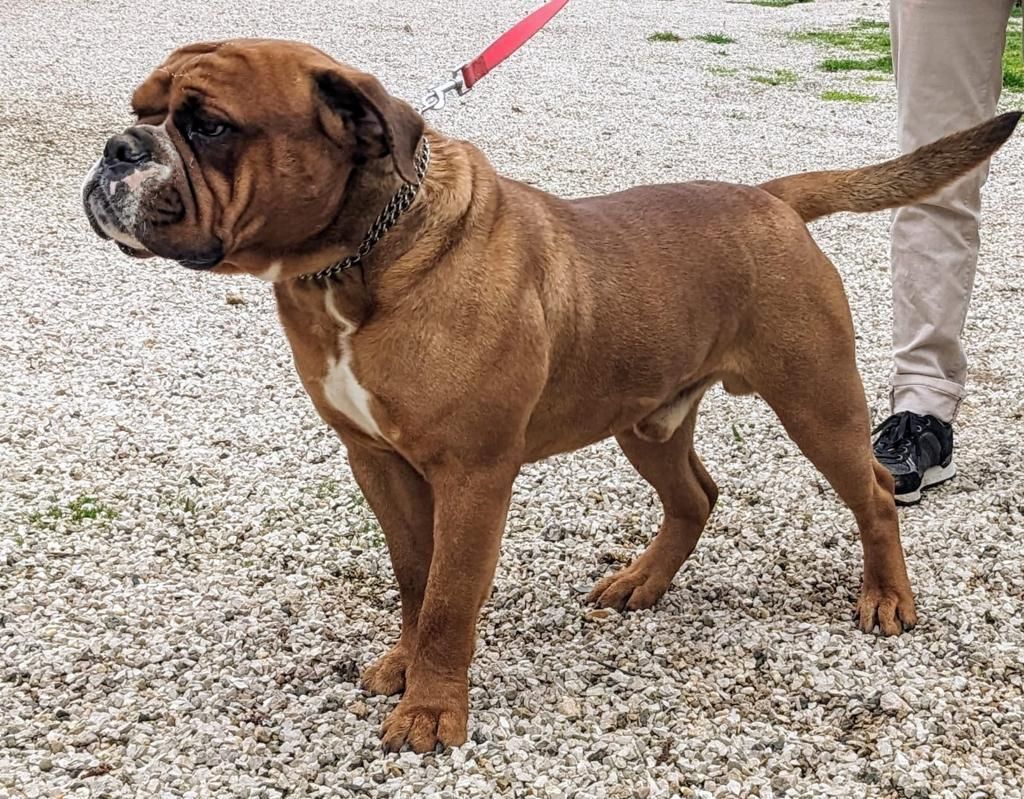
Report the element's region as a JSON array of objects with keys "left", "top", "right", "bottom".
[{"left": 419, "top": 0, "right": 570, "bottom": 113}]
